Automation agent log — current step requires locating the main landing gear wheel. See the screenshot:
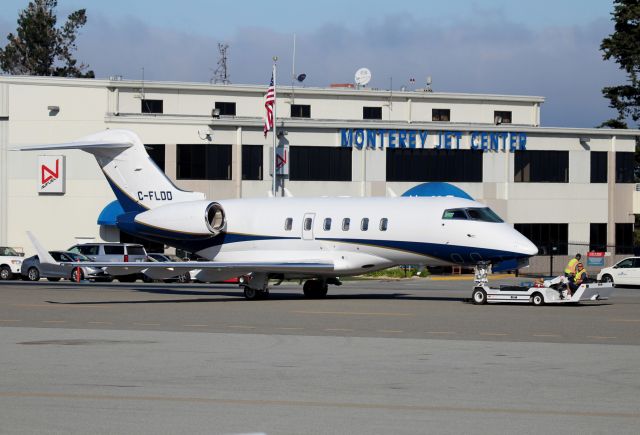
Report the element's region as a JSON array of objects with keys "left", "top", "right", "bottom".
[
  {"left": 472, "top": 287, "right": 487, "bottom": 305},
  {"left": 531, "top": 292, "right": 545, "bottom": 306},
  {"left": 303, "top": 280, "right": 328, "bottom": 299},
  {"left": 243, "top": 286, "right": 269, "bottom": 300}
]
